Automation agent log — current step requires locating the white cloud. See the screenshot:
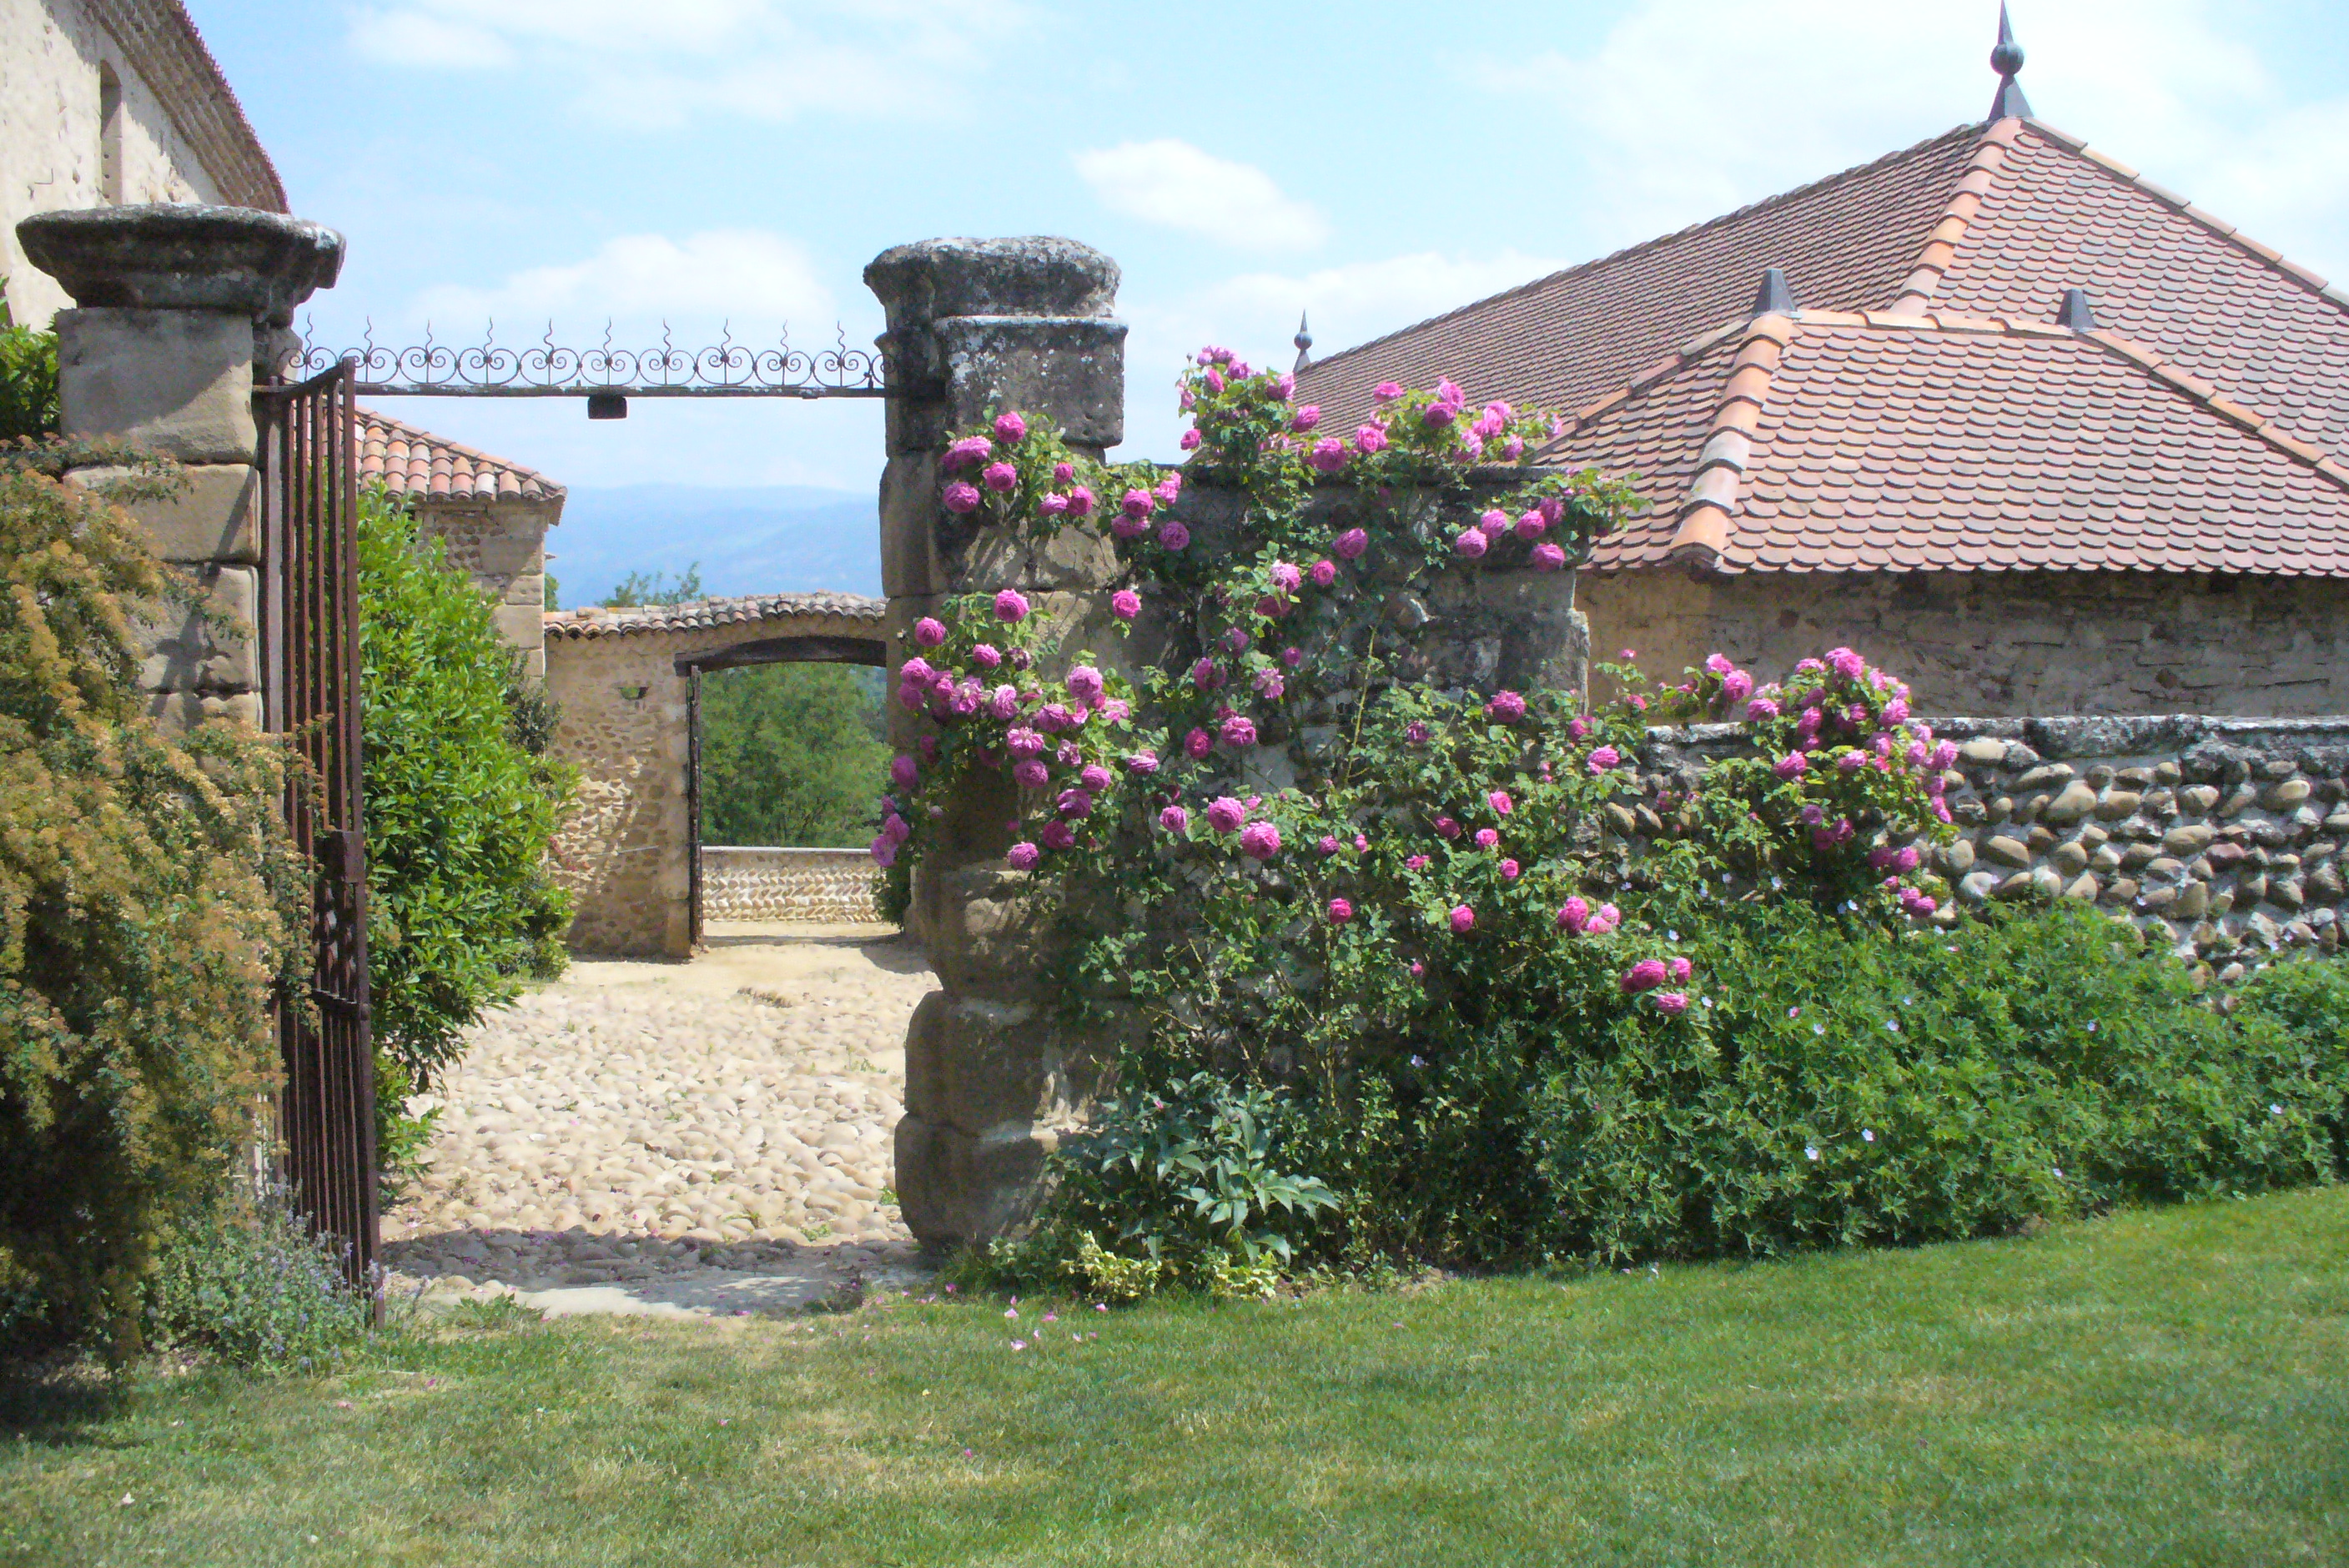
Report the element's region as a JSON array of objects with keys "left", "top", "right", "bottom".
[
  {"left": 1074, "top": 140, "right": 1329, "bottom": 253},
  {"left": 347, "top": 0, "right": 1019, "bottom": 125},
  {"left": 411, "top": 230, "right": 838, "bottom": 331},
  {"left": 1459, "top": 0, "right": 2349, "bottom": 278}
]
